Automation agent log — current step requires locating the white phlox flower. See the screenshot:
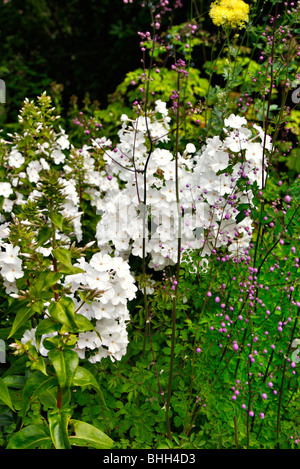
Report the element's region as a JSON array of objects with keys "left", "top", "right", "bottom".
[{"left": 93, "top": 107, "right": 269, "bottom": 270}]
